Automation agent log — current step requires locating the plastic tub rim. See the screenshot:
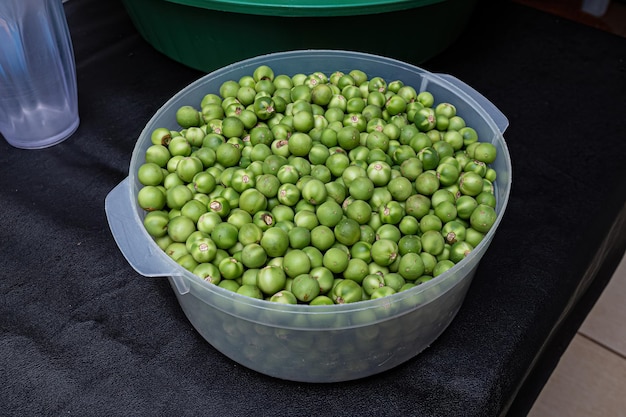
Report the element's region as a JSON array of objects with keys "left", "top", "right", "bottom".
[
  {"left": 164, "top": 0, "right": 446, "bottom": 17},
  {"left": 127, "top": 49, "right": 512, "bottom": 315}
]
